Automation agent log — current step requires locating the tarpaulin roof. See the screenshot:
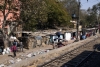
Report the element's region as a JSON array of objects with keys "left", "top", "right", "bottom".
[{"left": 35, "top": 36, "right": 42, "bottom": 40}]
